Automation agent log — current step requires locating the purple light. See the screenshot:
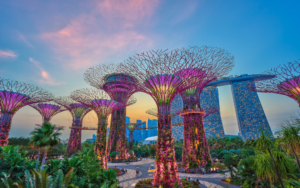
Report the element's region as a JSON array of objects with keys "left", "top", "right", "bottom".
[
  {"left": 144, "top": 74, "right": 182, "bottom": 104},
  {"left": 0, "top": 91, "right": 29, "bottom": 112},
  {"left": 91, "top": 99, "right": 120, "bottom": 116}
]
